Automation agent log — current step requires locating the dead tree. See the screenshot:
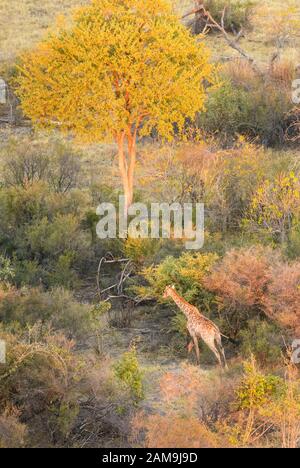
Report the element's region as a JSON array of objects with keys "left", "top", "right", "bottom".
[
  {"left": 182, "top": 5, "right": 264, "bottom": 78},
  {"left": 96, "top": 253, "right": 141, "bottom": 327}
]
